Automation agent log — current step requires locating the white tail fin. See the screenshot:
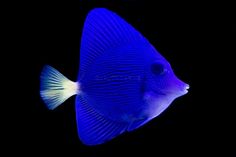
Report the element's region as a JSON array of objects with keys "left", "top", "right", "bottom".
[{"left": 40, "top": 65, "right": 79, "bottom": 110}]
